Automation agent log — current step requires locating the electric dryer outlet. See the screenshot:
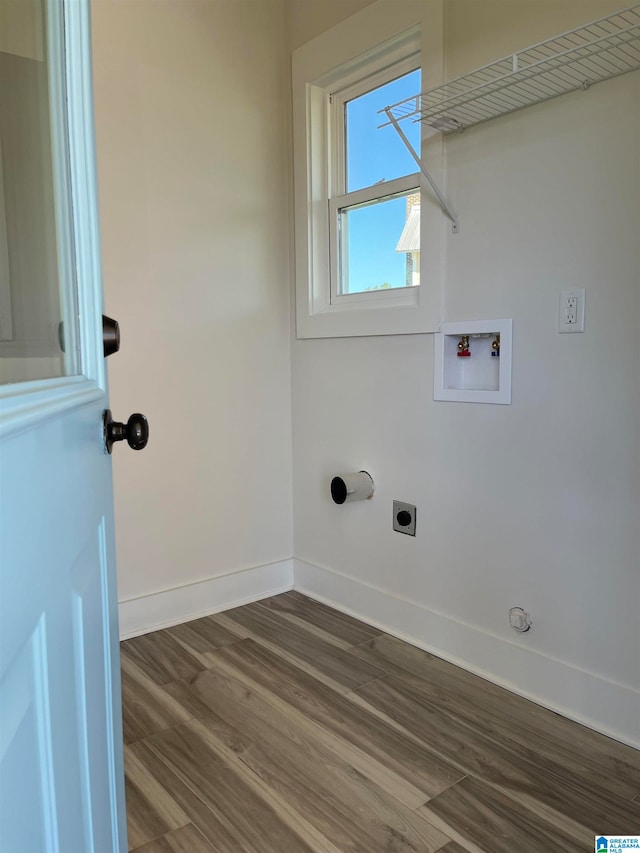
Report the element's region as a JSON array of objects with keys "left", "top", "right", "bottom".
[{"left": 393, "top": 501, "right": 416, "bottom": 536}]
